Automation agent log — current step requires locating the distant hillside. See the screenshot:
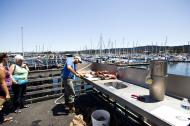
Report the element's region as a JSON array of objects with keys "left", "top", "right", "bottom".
[{"left": 79, "top": 45, "right": 190, "bottom": 54}]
